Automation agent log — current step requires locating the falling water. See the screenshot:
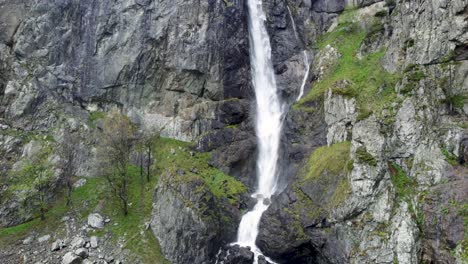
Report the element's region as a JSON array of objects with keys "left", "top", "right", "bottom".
[
  {"left": 286, "top": 6, "right": 310, "bottom": 101},
  {"left": 233, "top": 0, "right": 284, "bottom": 263}
]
